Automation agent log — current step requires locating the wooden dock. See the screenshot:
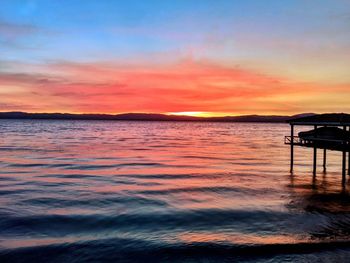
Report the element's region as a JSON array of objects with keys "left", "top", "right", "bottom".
[{"left": 285, "top": 113, "right": 350, "bottom": 184}]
